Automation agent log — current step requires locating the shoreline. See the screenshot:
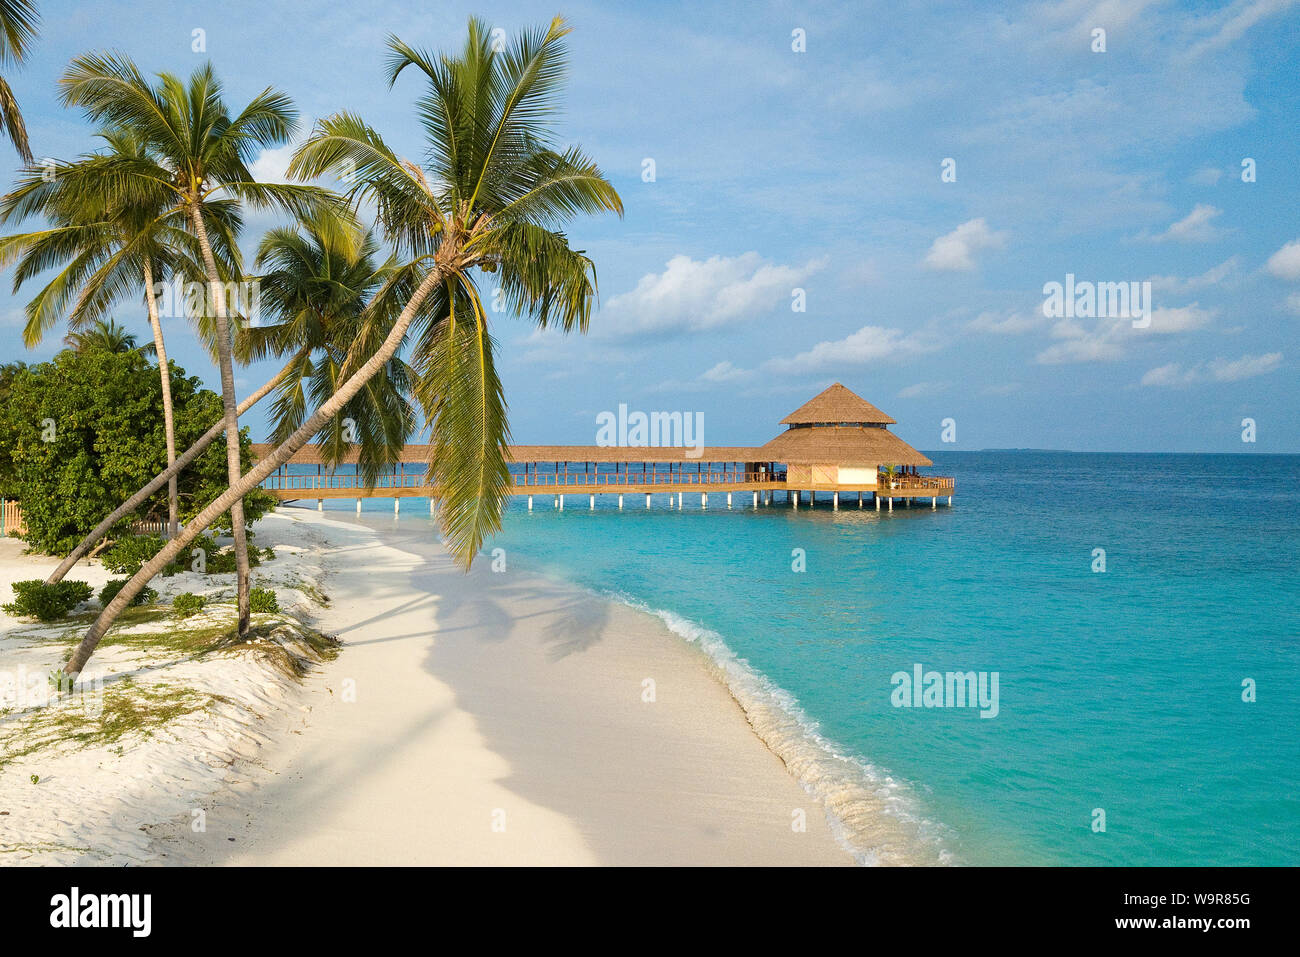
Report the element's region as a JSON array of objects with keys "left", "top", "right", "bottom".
[{"left": 153, "top": 508, "right": 855, "bottom": 865}]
